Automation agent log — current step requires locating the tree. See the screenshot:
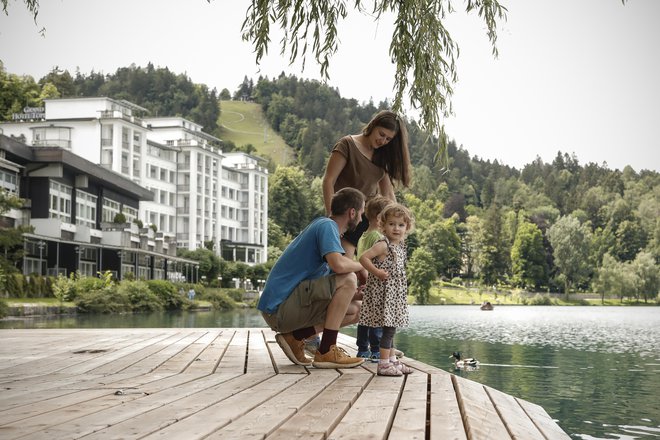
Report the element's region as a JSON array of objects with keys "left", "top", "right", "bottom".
[
  {"left": 408, "top": 247, "right": 435, "bottom": 305},
  {"left": 593, "top": 253, "right": 636, "bottom": 304},
  {"left": 510, "top": 220, "right": 548, "bottom": 290},
  {"left": 547, "top": 215, "right": 593, "bottom": 297},
  {"left": 268, "top": 166, "right": 314, "bottom": 236},
  {"left": 631, "top": 251, "right": 660, "bottom": 303},
  {"left": 240, "top": 0, "right": 507, "bottom": 166},
  {"left": 478, "top": 204, "right": 509, "bottom": 286},
  {"left": 420, "top": 219, "right": 461, "bottom": 279}
]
